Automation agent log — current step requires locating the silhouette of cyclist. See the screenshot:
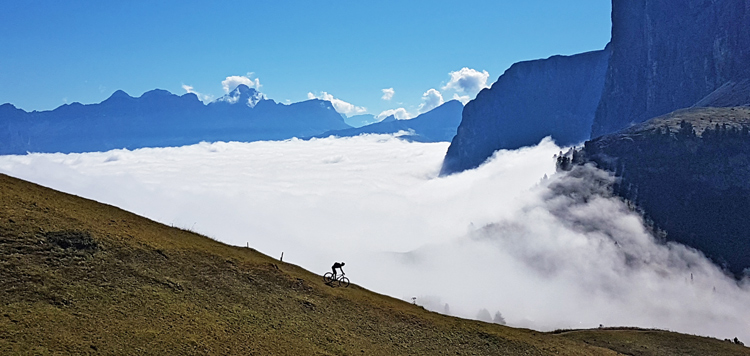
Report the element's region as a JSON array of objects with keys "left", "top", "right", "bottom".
[{"left": 332, "top": 262, "right": 345, "bottom": 279}]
